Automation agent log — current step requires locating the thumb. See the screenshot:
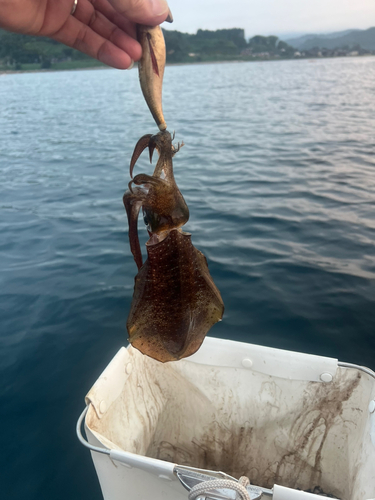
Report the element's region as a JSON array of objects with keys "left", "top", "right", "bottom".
[{"left": 107, "top": 0, "right": 171, "bottom": 25}]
